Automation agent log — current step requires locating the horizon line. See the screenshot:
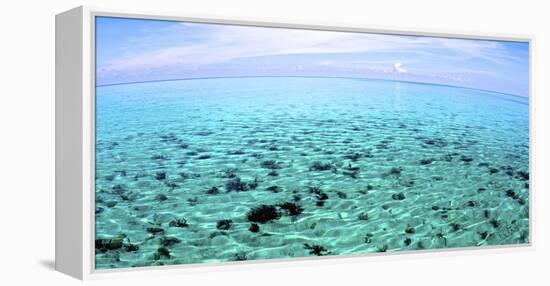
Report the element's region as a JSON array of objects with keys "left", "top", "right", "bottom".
[{"left": 95, "top": 75, "right": 526, "bottom": 98}]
